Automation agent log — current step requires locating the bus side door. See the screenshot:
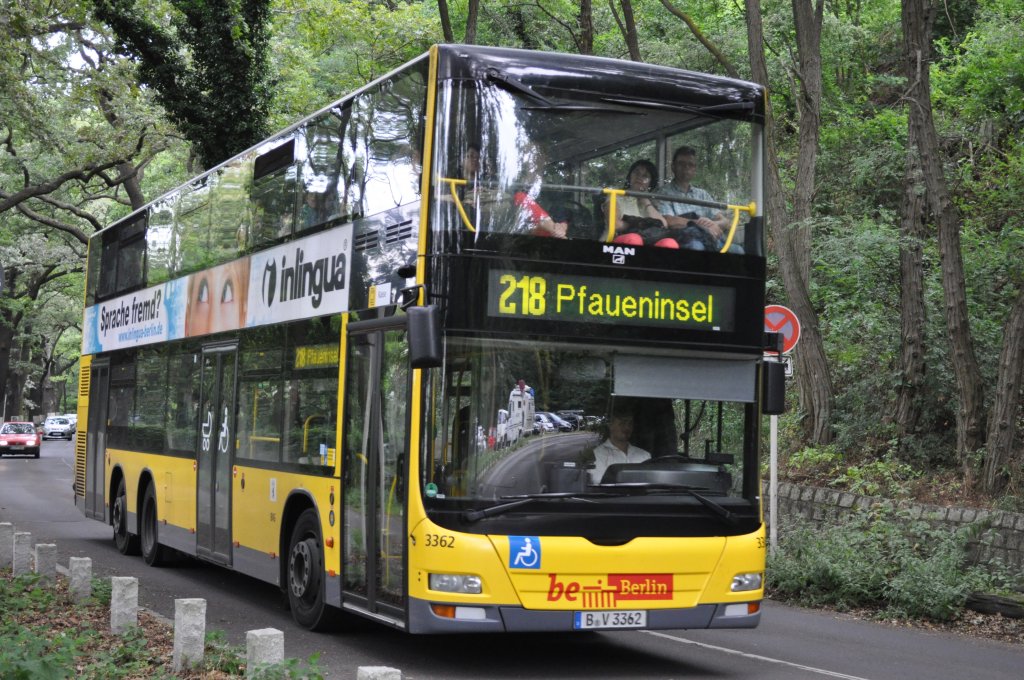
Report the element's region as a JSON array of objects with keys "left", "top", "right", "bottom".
[
  {"left": 196, "top": 344, "right": 238, "bottom": 565},
  {"left": 85, "top": 360, "right": 109, "bottom": 521},
  {"left": 341, "top": 317, "right": 410, "bottom": 623}
]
